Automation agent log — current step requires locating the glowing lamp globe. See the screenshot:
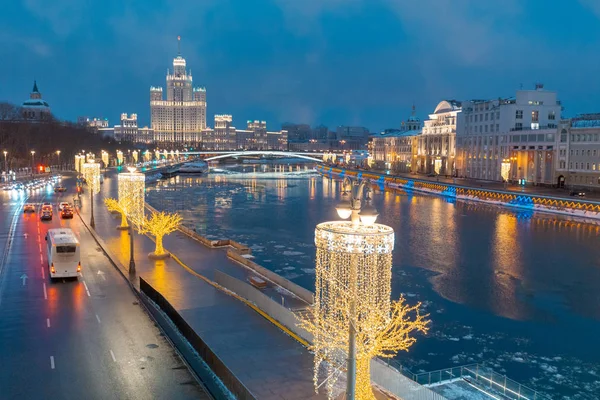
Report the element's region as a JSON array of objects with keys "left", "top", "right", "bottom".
[
  {"left": 358, "top": 203, "right": 378, "bottom": 226},
  {"left": 336, "top": 199, "right": 353, "bottom": 219}
]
